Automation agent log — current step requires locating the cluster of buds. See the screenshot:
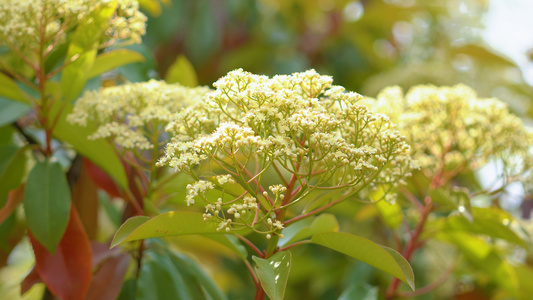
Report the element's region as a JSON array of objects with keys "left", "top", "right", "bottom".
[
  {"left": 159, "top": 69, "right": 415, "bottom": 237},
  {"left": 68, "top": 80, "right": 210, "bottom": 152},
  {"left": 0, "top": 0, "right": 146, "bottom": 56},
  {"left": 366, "top": 84, "right": 533, "bottom": 184}
]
